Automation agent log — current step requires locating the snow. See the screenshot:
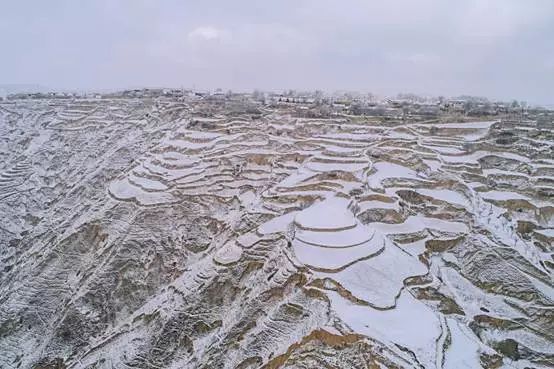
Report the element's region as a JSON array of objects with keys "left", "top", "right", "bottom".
[
  {"left": 305, "top": 158, "right": 368, "bottom": 172},
  {"left": 440, "top": 265, "right": 525, "bottom": 320},
  {"left": 316, "top": 242, "right": 427, "bottom": 307},
  {"left": 441, "top": 151, "right": 530, "bottom": 164},
  {"left": 397, "top": 238, "right": 428, "bottom": 256},
  {"left": 414, "top": 188, "right": 470, "bottom": 209},
  {"left": 258, "top": 211, "right": 298, "bottom": 234},
  {"left": 443, "top": 318, "right": 489, "bottom": 369},
  {"left": 357, "top": 199, "right": 398, "bottom": 213},
  {"left": 108, "top": 178, "right": 177, "bottom": 205},
  {"left": 422, "top": 145, "right": 466, "bottom": 155},
  {"left": 128, "top": 173, "right": 168, "bottom": 191},
  {"left": 423, "top": 159, "right": 442, "bottom": 172},
  {"left": 328, "top": 290, "right": 442, "bottom": 369},
  {"left": 480, "top": 190, "right": 529, "bottom": 202},
  {"left": 480, "top": 190, "right": 550, "bottom": 207},
  {"left": 276, "top": 170, "right": 316, "bottom": 188},
  {"left": 433, "top": 121, "right": 497, "bottom": 129},
  {"left": 214, "top": 241, "right": 243, "bottom": 265},
  {"left": 294, "top": 197, "right": 355, "bottom": 231},
  {"left": 293, "top": 238, "right": 383, "bottom": 270},
  {"left": 534, "top": 228, "right": 554, "bottom": 239},
  {"left": 295, "top": 226, "right": 375, "bottom": 248},
  {"left": 4, "top": 96, "right": 552, "bottom": 369},
  {"left": 158, "top": 152, "right": 199, "bottom": 167},
  {"left": 369, "top": 215, "right": 469, "bottom": 235},
  {"left": 367, "top": 162, "right": 422, "bottom": 188},
  {"left": 182, "top": 130, "right": 221, "bottom": 140}
]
